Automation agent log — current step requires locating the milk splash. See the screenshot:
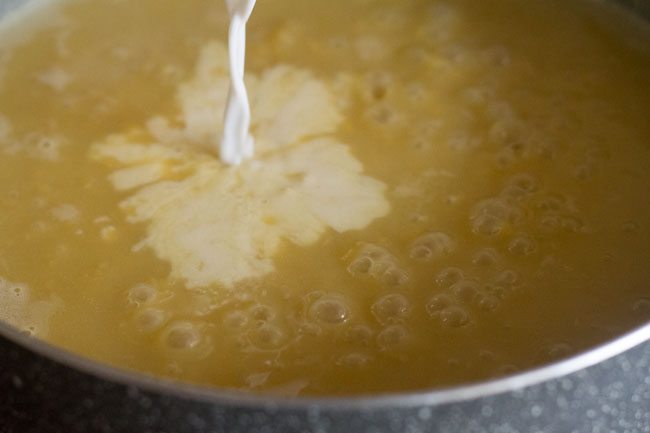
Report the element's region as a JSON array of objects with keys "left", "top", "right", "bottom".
[{"left": 221, "top": 0, "right": 256, "bottom": 165}]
